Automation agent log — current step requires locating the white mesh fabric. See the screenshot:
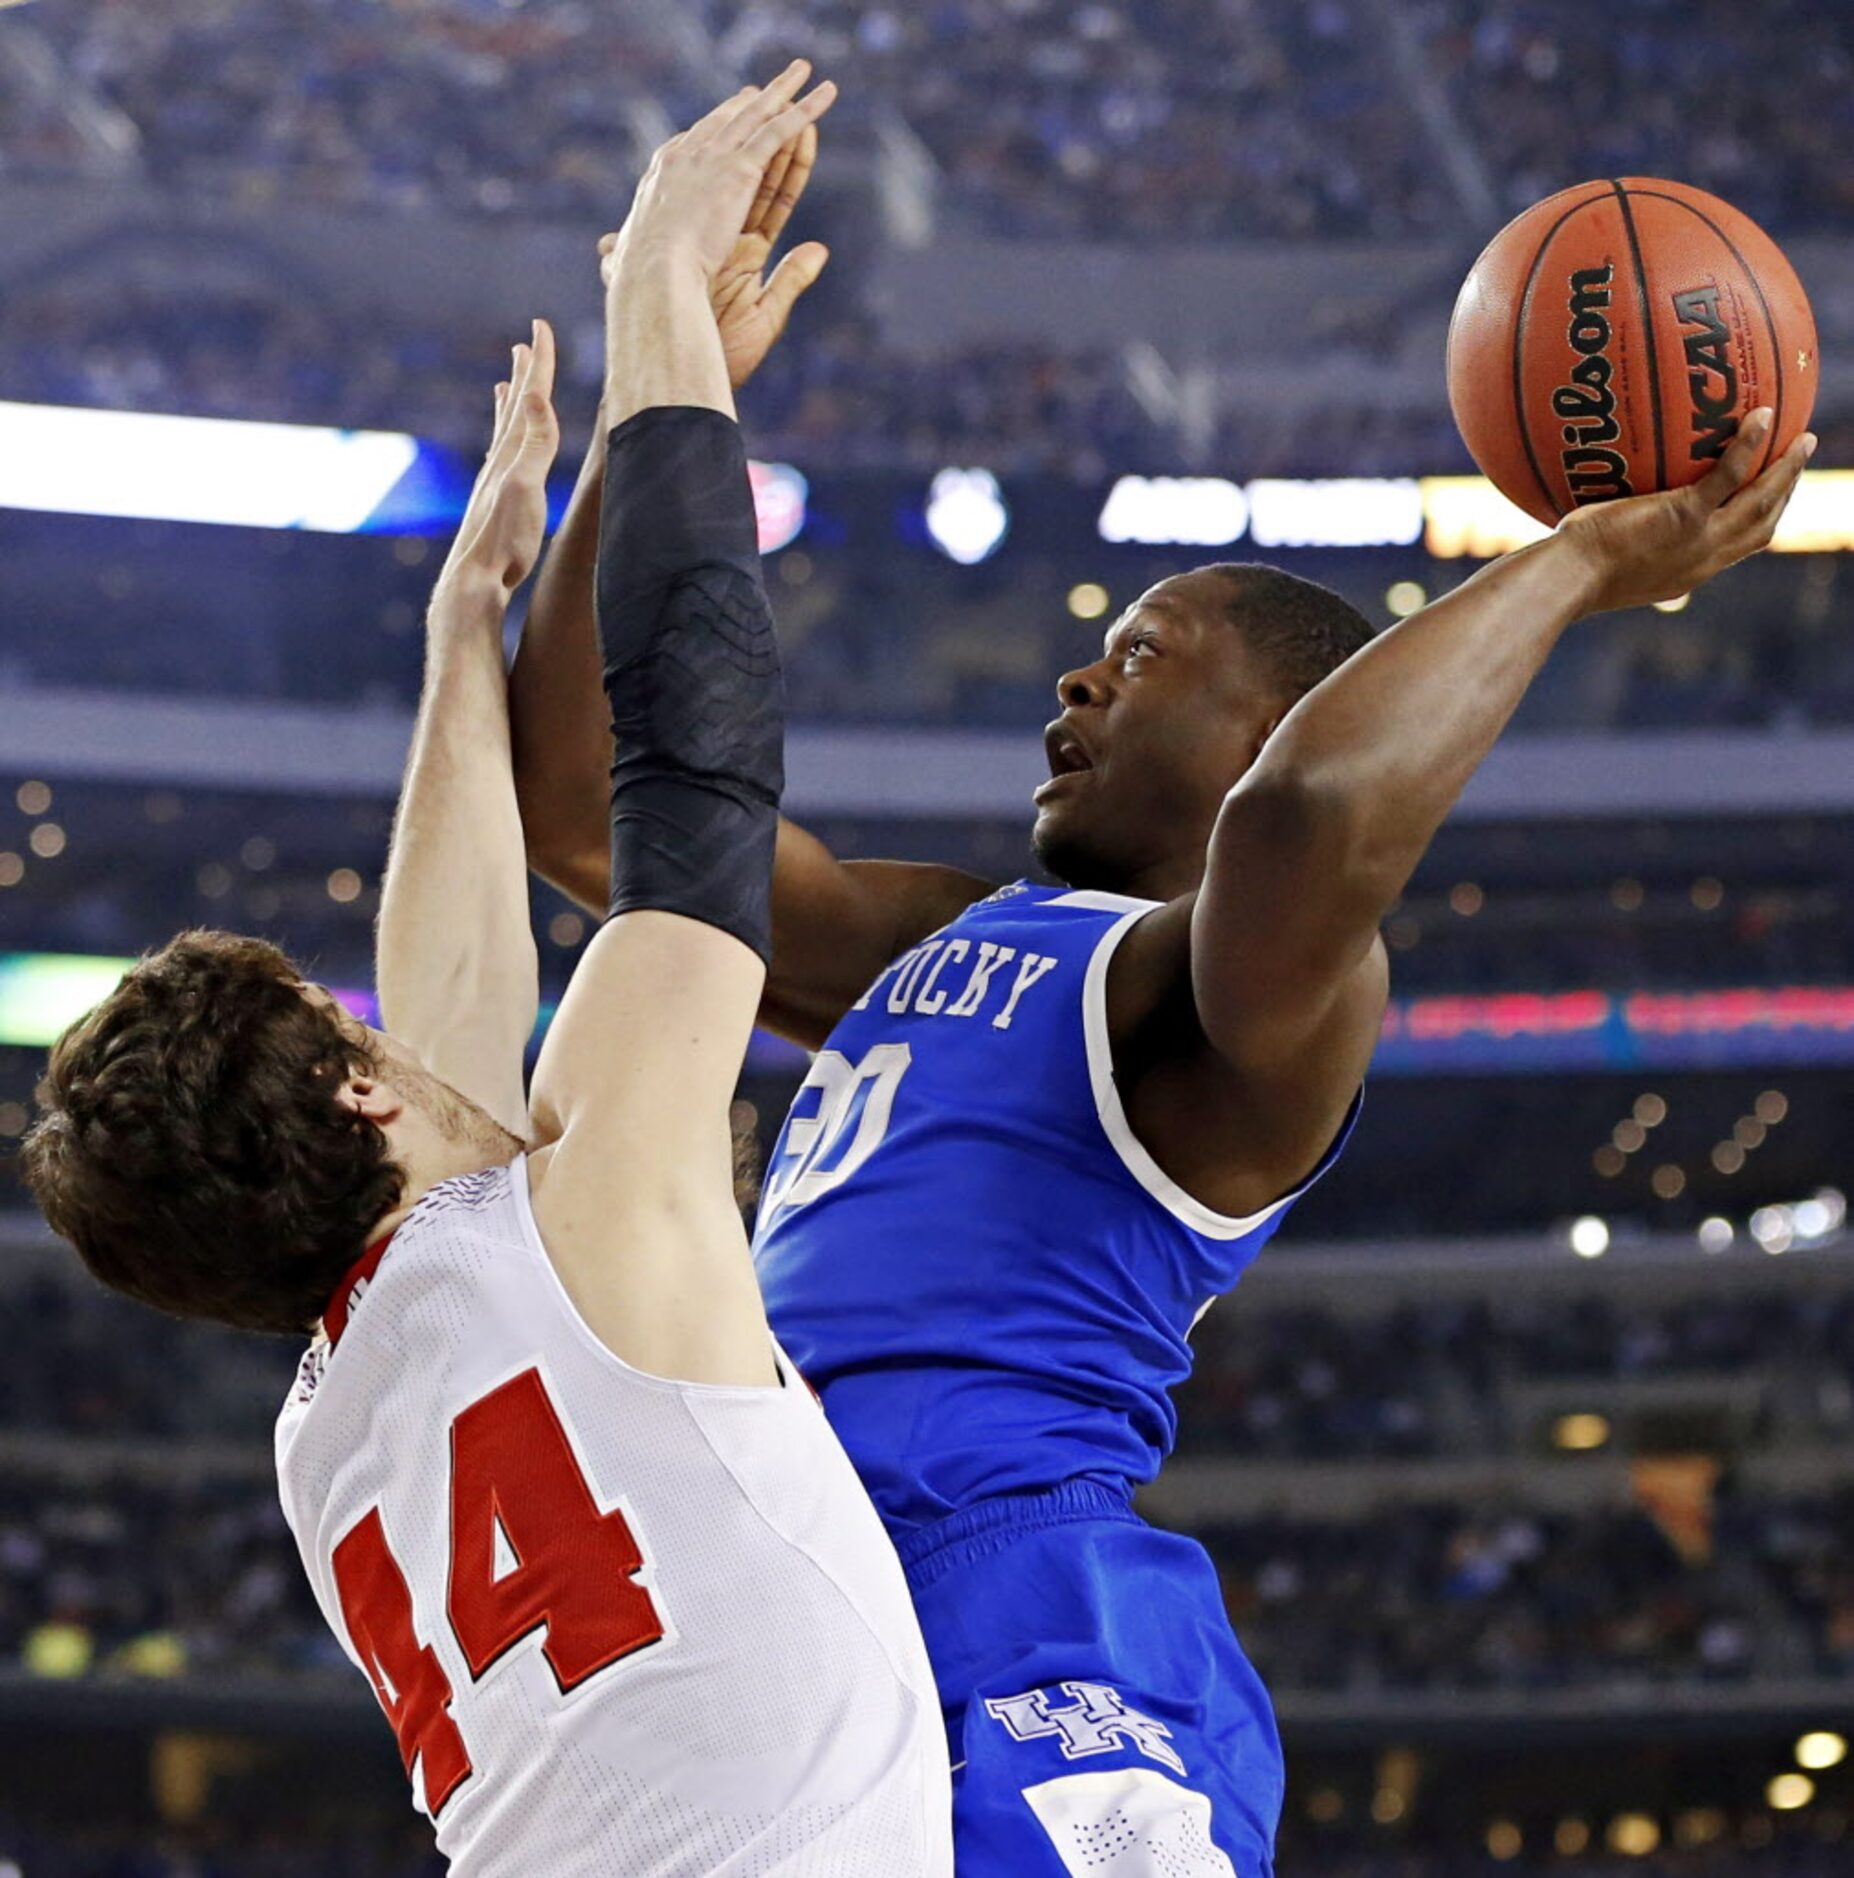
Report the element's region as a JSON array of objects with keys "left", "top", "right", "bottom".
[
  {"left": 275, "top": 1158, "right": 951, "bottom": 1877},
  {"left": 1020, "top": 1768, "right": 1241, "bottom": 1878}
]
